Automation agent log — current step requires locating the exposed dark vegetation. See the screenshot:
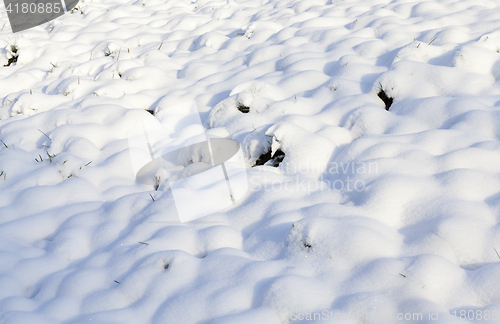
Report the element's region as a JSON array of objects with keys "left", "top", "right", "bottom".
[
  {"left": 4, "top": 45, "right": 18, "bottom": 67},
  {"left": 377, "top": 83, "right": 393, "bottom": 110},
  {"left": 271, "top": 149, "right": 285, "bottom": 166},
  {"left": 254, "top": 150, "right": 271, "bottom": 166},
  {"left": 236, "top": 102, "right": 250, "bottom": 113},
  {"left": 254, "top": 148, "right": 285, "bottom": 167},
  {"left": 154, "top": 176, "right": 160, "bottom": 191}
]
